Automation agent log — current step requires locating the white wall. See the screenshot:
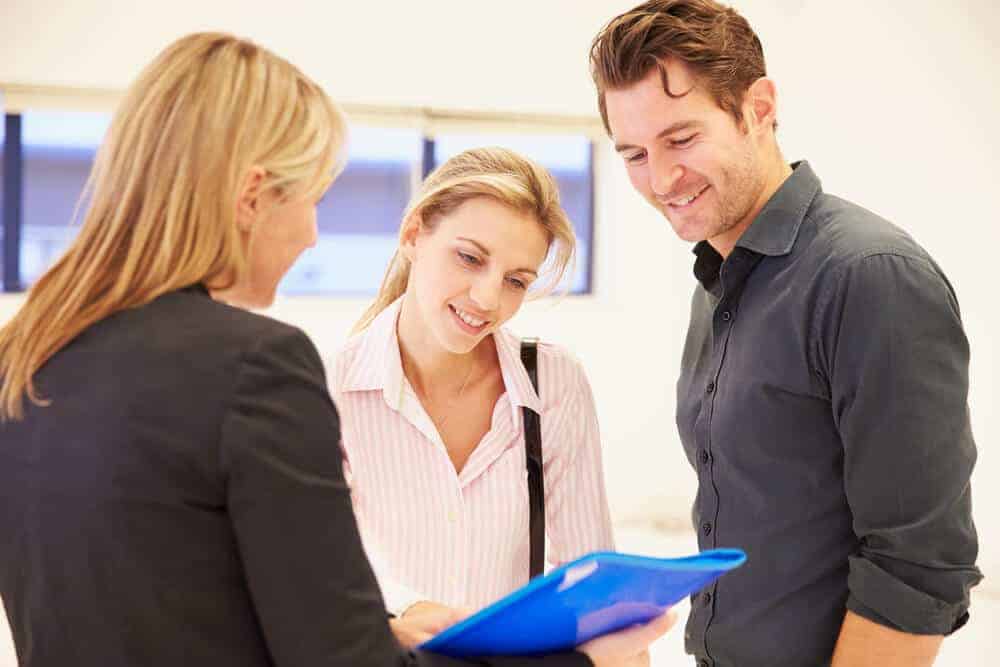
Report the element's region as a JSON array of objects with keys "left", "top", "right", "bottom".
[{"left": 1, "top": 0, "right": 997, "bottom": 580}]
